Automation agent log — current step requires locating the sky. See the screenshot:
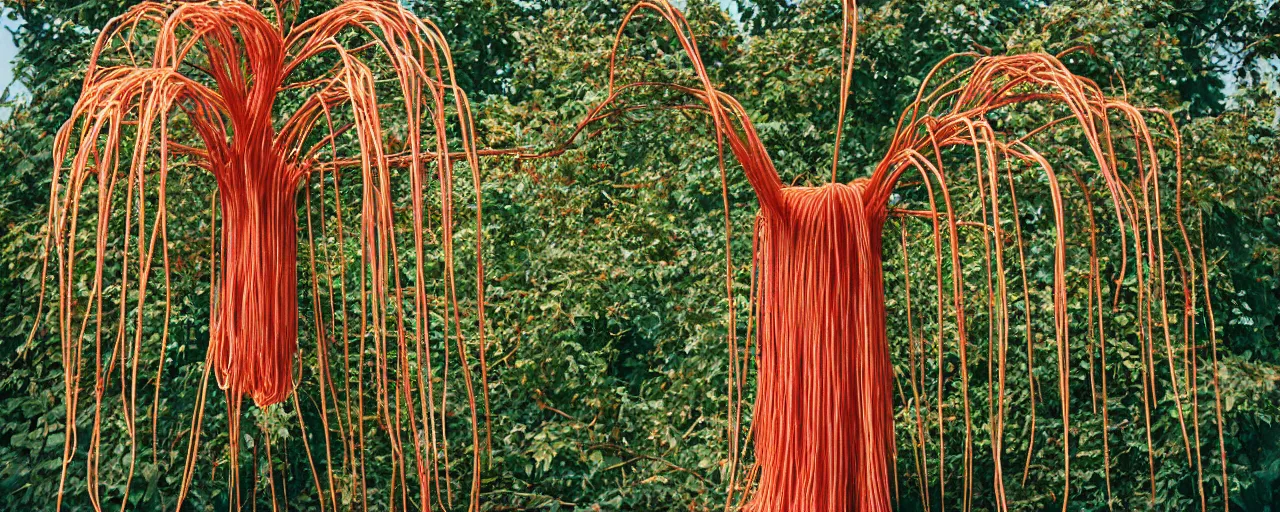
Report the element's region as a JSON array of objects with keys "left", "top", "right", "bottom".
[
  {"left": 0, "top": 8, "right": 22, "bottom": 120},
  {"left": 0, "top": 11, "right": 15, "bottom": 86}
]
